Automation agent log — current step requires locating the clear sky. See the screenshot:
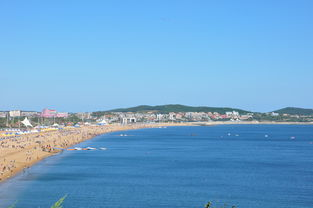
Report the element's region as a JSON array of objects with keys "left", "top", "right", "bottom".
[{"left": 1, "top": 0, "right": 312, "bottom": 112}]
